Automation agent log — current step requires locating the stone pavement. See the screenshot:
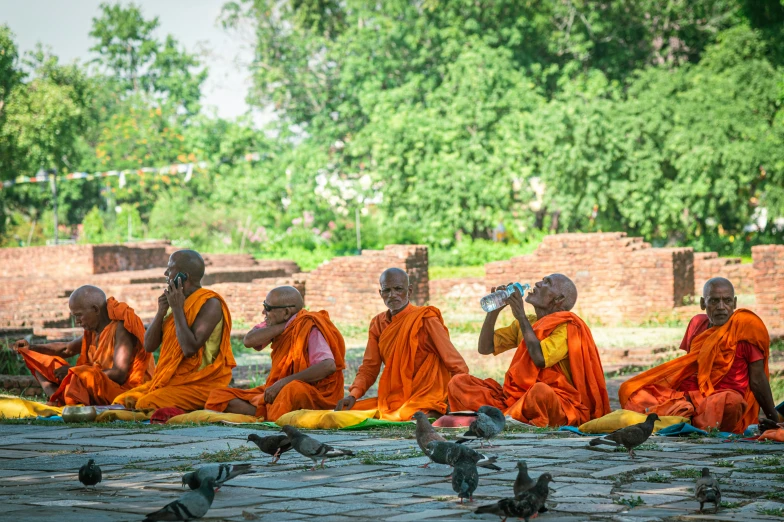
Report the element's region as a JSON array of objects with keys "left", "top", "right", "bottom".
[{"left": 1, "top": 422, "right": 784, "bottom": 522}]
